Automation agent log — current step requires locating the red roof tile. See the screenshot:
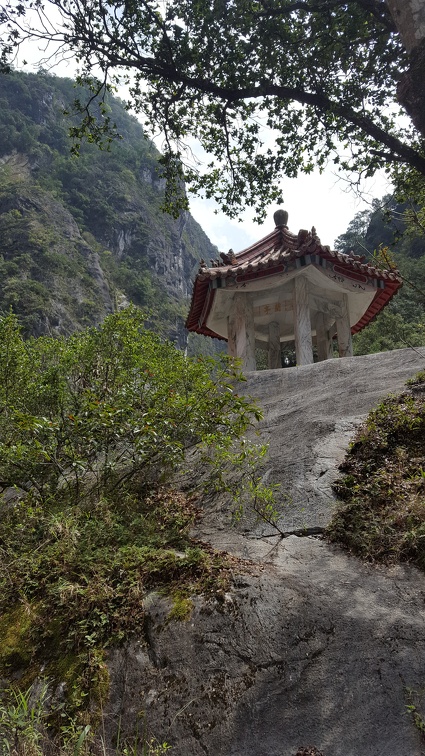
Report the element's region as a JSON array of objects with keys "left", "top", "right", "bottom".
[{"left": 186, "top": 225, "right": 402, "bottom": 339}]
